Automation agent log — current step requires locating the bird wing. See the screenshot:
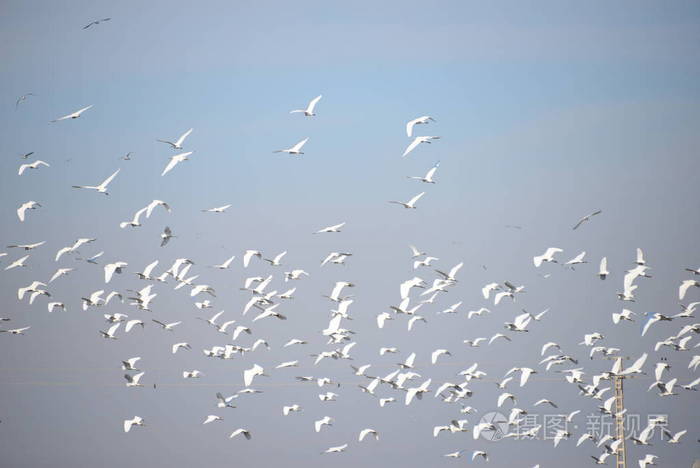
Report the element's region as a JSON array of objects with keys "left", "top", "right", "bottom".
[
  {"left": 307, "top": 95, "right": 322, "bottom": 113},
  {"left": 174, "top": 128, "right": 193, "bottom": 147},
  {"left": 407, "top": 191, "right": 425, "bottom": 206},
  {"left": 99, "top": 169, "right": 120, "bottom": 189},
  {"left": 291, "top": 138, "right": 309, "bottom": 152},
  {"left": 402, "top": 138, "right": 422, "bottom": 157},
  {"left": 161, "top": 157, "right": 180, "bottom": 176},
  {"left": 425, "top": 166, "right": 438, "bottom": 180},
  {"left": 406, "top": 118, "right": 419, "bottom": 137},
  {"left": 679, "top": 280, "right": 697, "bottom": 300}
]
